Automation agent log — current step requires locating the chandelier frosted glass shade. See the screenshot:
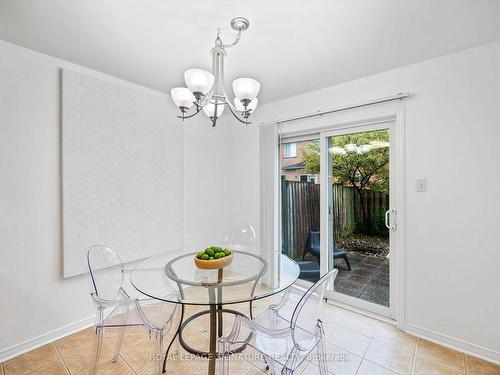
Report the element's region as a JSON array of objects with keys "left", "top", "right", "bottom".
[
  {"left": 171, "top": 17, "right": 259, "bottom": 127},
  {"left": 184, "top": 69, "right": 214, "bottom": 96},
  {"left": 232, "top": 78, "right": 261, "bottom": 101},
  {"left": 171, "top": 87, "right": 195, "bottom": 110},
  {"left": 203, "top": 103, "right": 225, "bottom": 118},
  {"left": 234, "top": 97, "right": 258, "bottom": 112}
]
